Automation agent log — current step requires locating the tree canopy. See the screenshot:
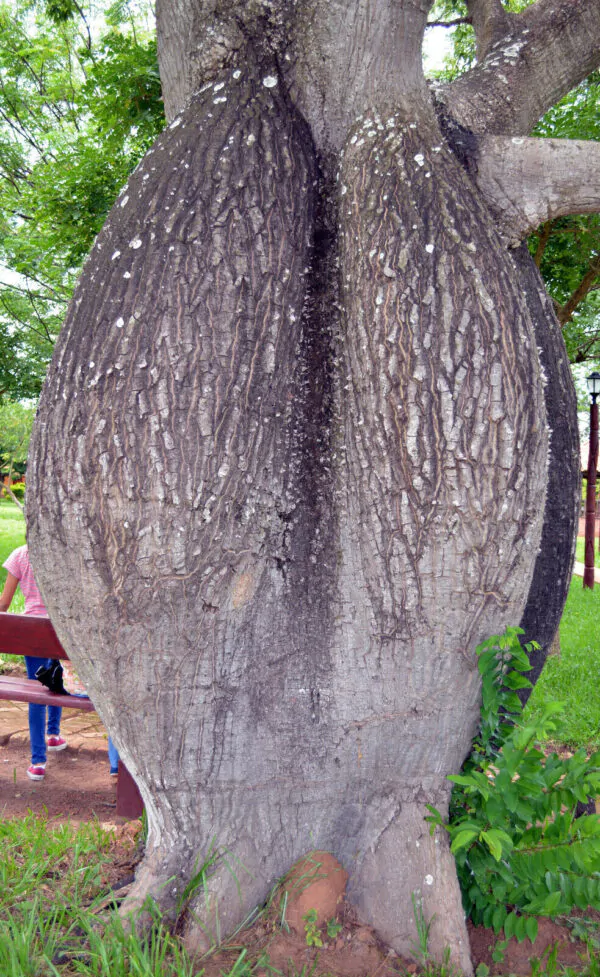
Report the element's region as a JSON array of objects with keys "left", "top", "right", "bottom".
[{"left": 0, "top": 0, "right": 165, "bottom": 401}]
